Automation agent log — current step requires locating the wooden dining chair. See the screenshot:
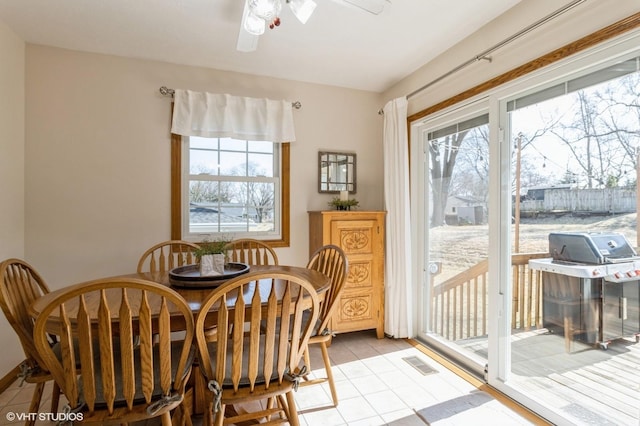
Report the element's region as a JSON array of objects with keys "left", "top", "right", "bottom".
[
  {"left": 300, "top": 245, "right": 349, "bottom": 406},
  {"left": 137, "top": 240, "right": 200, "bottom": 273},
  {"left": 195, "top": 270, "right": 319, "bottom": 426},
  {"left": 0, "top": 258, "right": 61, "bottom": 425},
  {"left": 33, "top": 278, "right": 195, "bottom": 426},
  {"left": 224, "top": 238, "right": 279, "bottom": 266}
]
